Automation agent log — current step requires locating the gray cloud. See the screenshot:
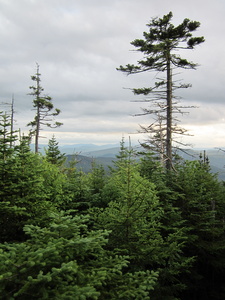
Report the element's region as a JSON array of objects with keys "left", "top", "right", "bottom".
[{"left": 0, "top": 0, "right": 225, "bottom": 147}]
